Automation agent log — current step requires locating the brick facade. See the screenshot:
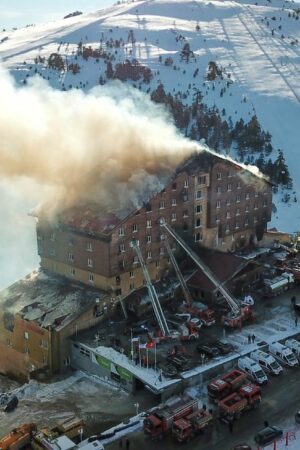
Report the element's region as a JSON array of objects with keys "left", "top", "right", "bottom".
[{"left": 37, "top": 153, "right": 272, "bottom": 296}]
